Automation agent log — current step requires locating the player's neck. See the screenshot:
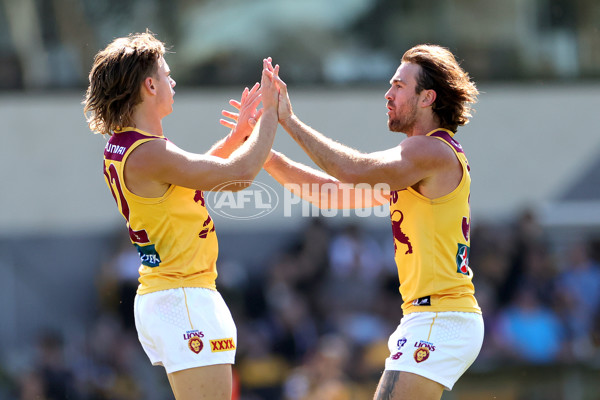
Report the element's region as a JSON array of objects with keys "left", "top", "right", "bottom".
[
  {"left": 131, "top": 105, "right": 164, "bottom": 137},
  {"left": 406, "top": 119, "right": 441, "bottom": 137}
]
